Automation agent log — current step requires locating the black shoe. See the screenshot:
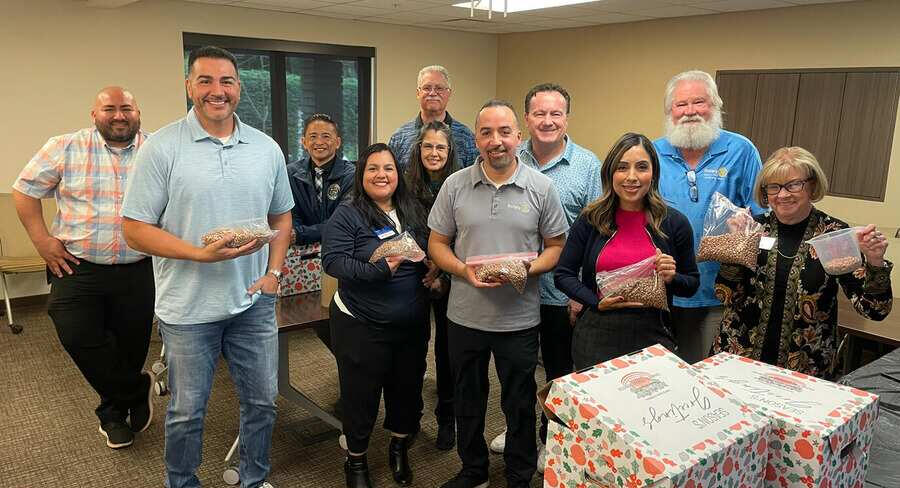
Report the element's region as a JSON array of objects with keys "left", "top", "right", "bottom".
[
  {"left": 440, "top": 471, "right": 489, "bottom": 488},
  {"left": 435, "top": 418, "right": 455, "bottom": 451},
  {"left": 99, "top": 420, "right": 134, "bottom": 449},
  {"left": 129, "top": 371, "right": 155, "bottom": 433},
  {"left": 344, "top": 453, "right": 373, "bottom": 488},
  {"left": 389, "top": 435, "right": 414, "bottom": 486}
]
